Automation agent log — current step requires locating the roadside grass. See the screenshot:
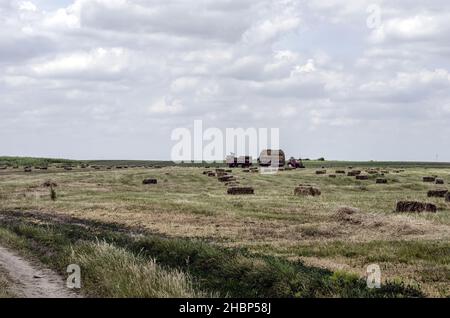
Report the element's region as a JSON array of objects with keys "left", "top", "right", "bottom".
[
  {"left": 0, "top": 222, "right": 208, "bottom": 298},
  {"left": 0, "top": 212, "right": 423, "bottom": 298}
]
